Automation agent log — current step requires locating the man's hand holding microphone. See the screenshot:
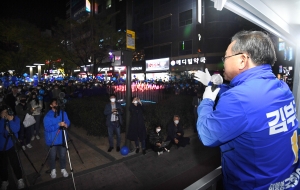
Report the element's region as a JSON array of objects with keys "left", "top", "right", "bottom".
[{"left": 194, "top": 68, "right": 223, "bottom": 102}]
